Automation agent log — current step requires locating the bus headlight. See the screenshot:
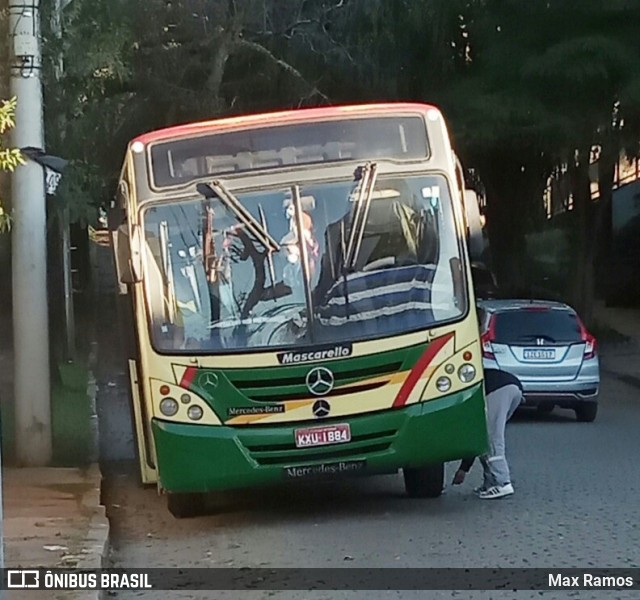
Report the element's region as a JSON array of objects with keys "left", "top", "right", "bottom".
[
  {"left": 187, "top": 405, "right": 203, "bottom": 421},
  {"left": 160, "top": 397, "right": 179, "bottom": 417},
  {"left": 436, "top": 377, "right": 452, "bottom": 392},
  {"left": 458, "top": 364, "right": 476, "bottom": 383}
]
